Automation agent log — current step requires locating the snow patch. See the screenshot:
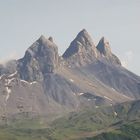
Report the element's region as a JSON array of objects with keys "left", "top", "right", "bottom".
[
  {"left": 6, "top": 87, "right": 11, "bottom": 94},
  {"left": 30, "top": 81, "right": 37, "bottom": 85},
  {"left": 5, "top": 87, "right": 11, "bottom": 101},
  {"left": 122, "top": 94, "right": 129, "bottom": 98},
  {"left": 8, "top": 71, "right": 17, "bottom": 78},
  {"left": 69, "top": 79, "right": 74, "bottom": 82},
  {"left": 7, "top": 78, "right": 15, "bottom": 84},
  {"left": 5, "top": 92, "right": 10, "bottom": 101},
  {"left": 104, "top": 96, "right": 113, "bottom": 101},
  {"left": 88, "top": 83, "right": 92, "bottom": 86},
  {"left": 20, "top": 80, "right": 29, "bottom": 84},
  {"left": 21, "top": 80, "right": 37, "bottom": 85},
  {"left": 78, "top": 92, "right": 84, "bottom": 96},
  {"left": 95, "top": 106, "right": 99, "bottom": 108},
  {"left": 73, "top": 93, "right": 76, "bottom": 96},
  {"left": 111, "top": 88, "right": 116, "bottom": 91},
  {"left": 114, "top": 112, "right": 117, "bottom": 116}
]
